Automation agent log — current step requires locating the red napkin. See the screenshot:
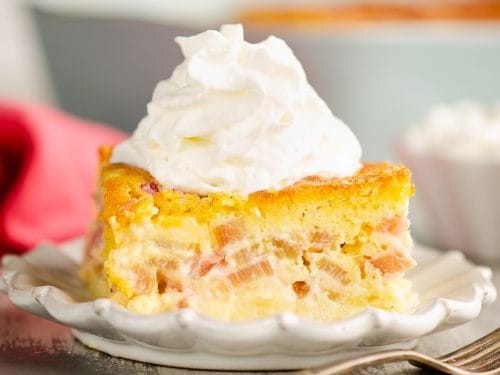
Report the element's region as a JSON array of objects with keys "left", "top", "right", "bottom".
[{"left": 0, "top": 101, "right": 126, "bottom": 257}]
